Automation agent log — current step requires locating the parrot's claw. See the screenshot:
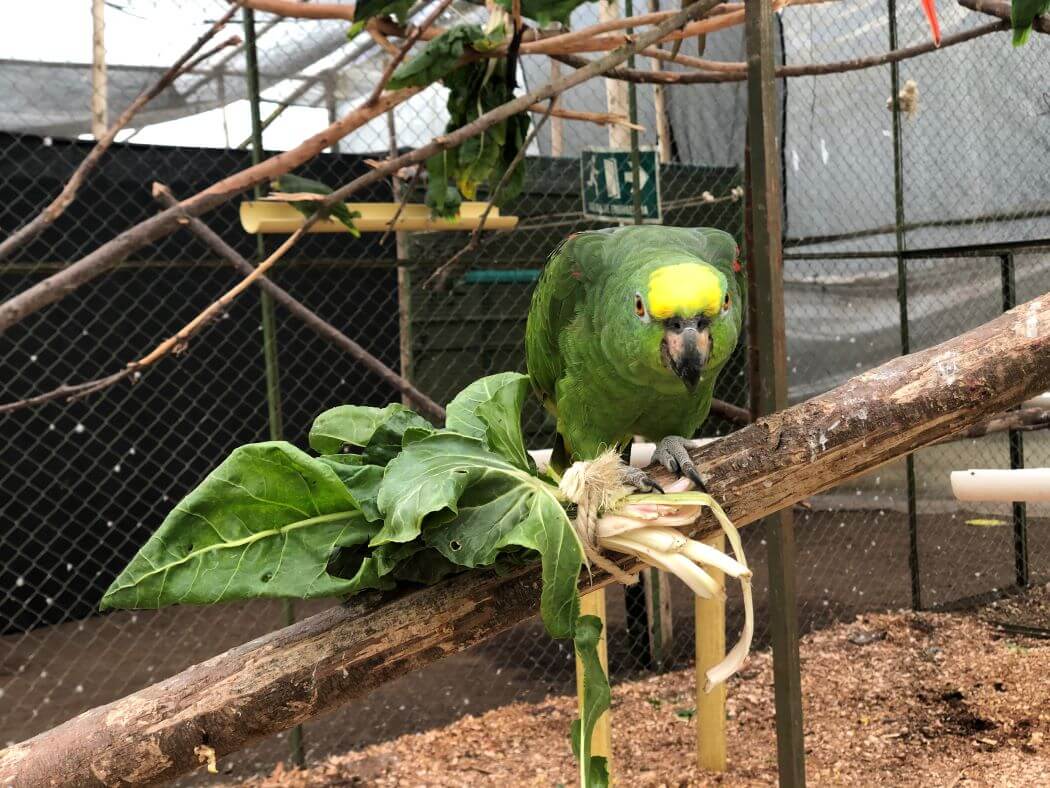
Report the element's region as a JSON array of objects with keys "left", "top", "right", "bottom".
[
  {"left": 621, "top": 466, "right": 664, "bottom": 494},
  {"left": 652, "top": 435, "right": 708, "bottom": 492}
]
